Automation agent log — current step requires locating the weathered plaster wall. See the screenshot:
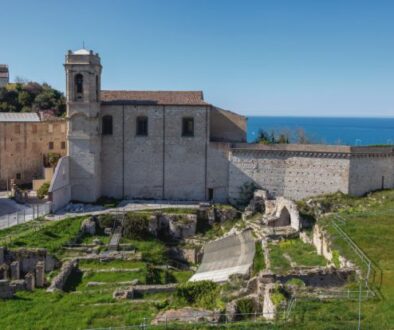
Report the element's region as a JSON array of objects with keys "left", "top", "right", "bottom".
[
  {"left": 48, "top": 156, "right": 71, "bottom": 212},
  {"left": 349, "top": 148, "right": 394, "bottom": 196},
  {"left": 207, "top": 142, "right": 231, "bottom": 202},
  {"left": 0, "top": 121, "right": 66, "bottom": 189}
]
